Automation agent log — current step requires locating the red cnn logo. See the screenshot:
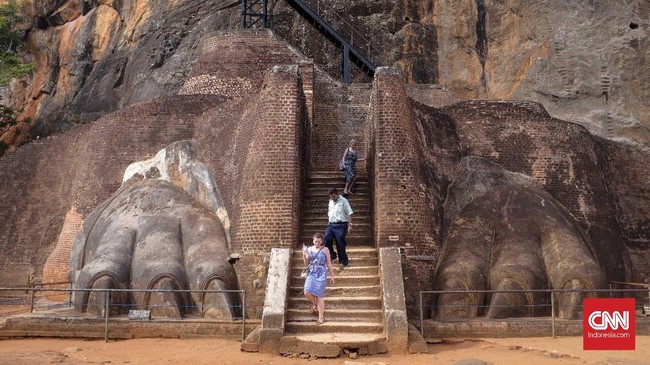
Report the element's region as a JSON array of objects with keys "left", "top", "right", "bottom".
[{"left": 583, "top": 298, "right": 635, "bottom": 350}]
